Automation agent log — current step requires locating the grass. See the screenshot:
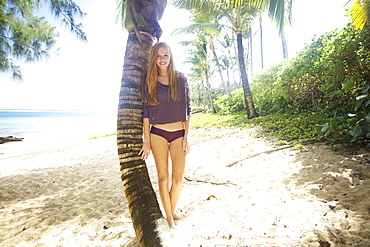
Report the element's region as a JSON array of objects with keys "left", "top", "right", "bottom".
[
  {"left": 191, "top": 111, "right": 327, "bottom": 144},
  {"left": 191, "top": 111, "right": 250, "bottom": 129},
  {"left": 87, "top": 111, "right": 325, "bottom": 144},
  {"left": 88, "top": 133, "right": 116, "bottom": 140}
]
